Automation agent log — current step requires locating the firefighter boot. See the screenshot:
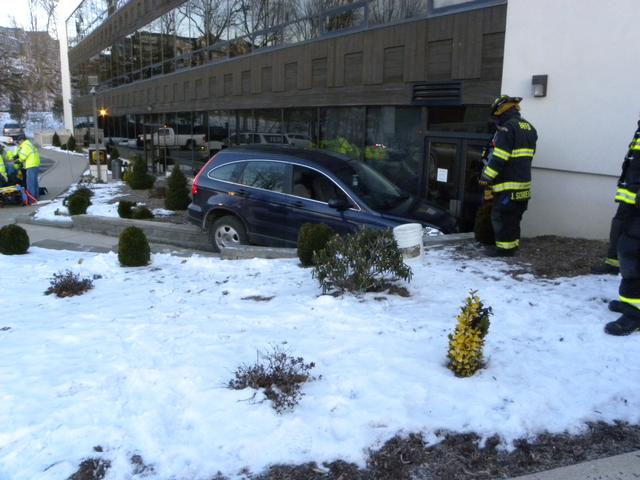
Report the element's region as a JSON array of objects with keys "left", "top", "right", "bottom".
[
  {"left": 604, "top": 315, "right": 640, "bottom": 336},
  {"left": 591, "top": 263, "right": 619, "bottom": 275}
]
